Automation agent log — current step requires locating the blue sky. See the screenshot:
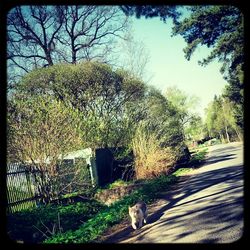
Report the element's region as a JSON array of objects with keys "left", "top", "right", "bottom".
[{"left": 128, "top": 16, "right": 228, "bottom": 118}]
